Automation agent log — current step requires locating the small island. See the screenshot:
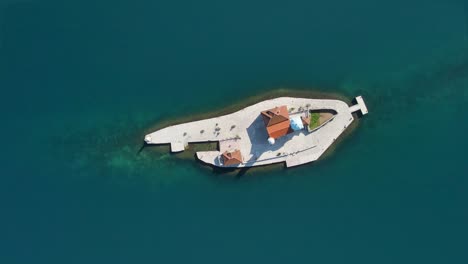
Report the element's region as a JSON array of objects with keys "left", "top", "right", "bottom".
[{"left": 144, "top": 96, "right": 368, "bottom": 168}]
